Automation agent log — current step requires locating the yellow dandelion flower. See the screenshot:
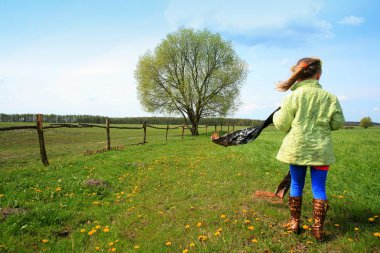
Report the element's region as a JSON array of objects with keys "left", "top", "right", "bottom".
[
  {"left": 95, "top": 225, "right": 101, "bottom": 229},
  {"left": 303, "top": 225, "right": 309, "bottom": 230},
  {"left": 220, "top": 214, "right": 226, "bottom": 219},
  {"left": 0, "top": 194, "right": 4, "bottom": 198},
  {"left": 109, "top": 242, "right": 114, "bottom": 246},
  {"left": 338, "top": 195, "right": 344, "bottom": 199},
  {"left": 354, "top": 227, "right": 359, "bottom": 231},
  {"left": 189, "top": 242, "right": 195, "bottom": 247},
  {"left": 41, "top": 239, "right": 49, "bottom": 243},
  {"left": 165, "top": 241, "right": 172, "bottom": 246},
  {"left": 374, "top": 232, "right": 380, "bottom": 237},
  {"left": 93, "top": 201, "right": 101, "bottom": 205},
  {"left": 80, "top": 229, "right": 86, "bottom": 233},
  {"left": 55, "top": 187, "right": 62, "bottom": 192},
  {"left": 183, "top": 249, "right": 189, "bottom": 253},
  {"left": 374, "top": 215, "right": 379, "bottom": 218},
  {"left": 369, "top": 217, "right": 375, "bottom": 222},
  {"left": 88, "top": 230, "right": 96, "bottom": 236},
  {"left": 95, "top": 246, "right": 100, "bottom": 251},
  {"left": 242, "top": 209, "right": 247, "bottom": 213},
  {"left": 335, "top": 224, "right": 340, "bottom": 227},
  {"left": 185, "top": 224, "right": 190, "bottom": 229},
  {"left": 248, "top": 226, "right": 254, "bottom": 231},
  {"left": 224, "top": 219, "right": 230, "bottom": 223},
  {"left": 306, "top": 241, "right": 314, "bottom": 244},
  {"left": 103, "top": 227, "right": 110, "bottom": 232},
  {"left": 111, "top": 248, "right": 116, "bottom": 252},
  {"left": 255, "top": 218, "right": 261, "bottom": 221},
  {"left": 137, "top": 214, "right": 143, "bottom": 218},
  {"left": 134, "top": 245, "right": 140, "bottom": 249},
  {"left": 214, "top": 231, "right": 221, "bottom": 236},
  {"left": 348, "top": 238, "right": 353, "bottom": 241},
  {"left": 251, "top": 238, "right": 258, "bottom": 243},
  {"left": 244, "top": 219, "right": 251, "bottom": 224},
  {"left": 197, "top": 222, "right": 202, "bottom": 227},
  {"left": 308, "top": 218, "right": 313, "bottom": 223},
  {"left": 198, "top": 235, "right": 208, "bottom": 241}
]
